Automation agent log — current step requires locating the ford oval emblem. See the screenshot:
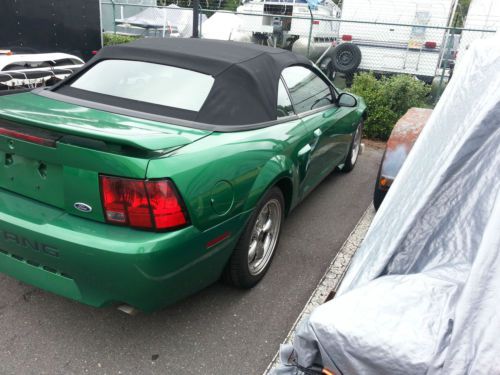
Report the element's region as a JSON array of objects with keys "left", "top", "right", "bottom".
[{"left": 74, "top": 202, "right": 92, "bottom": 213}]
